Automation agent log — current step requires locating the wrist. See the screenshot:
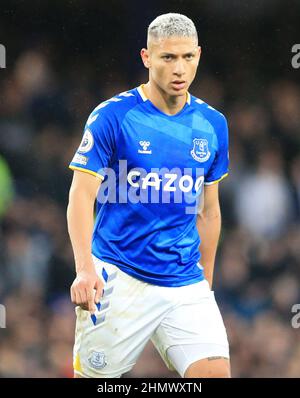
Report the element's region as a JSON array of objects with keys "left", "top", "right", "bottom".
[{"left": 75, "top": 257, "right": 95, "bottom": 274}]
